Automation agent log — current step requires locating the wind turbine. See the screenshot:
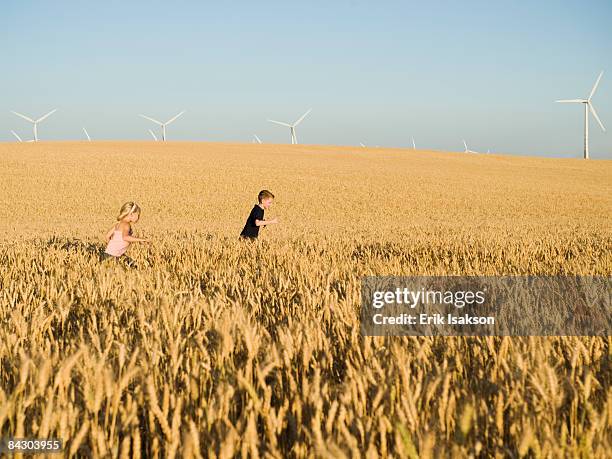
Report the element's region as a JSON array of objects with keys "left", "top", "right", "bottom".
[
  {"left": 11, "top": 109, "right": 57, "bottom": 141},
  {"left": 267, "top": 109, "right": 311, "bottom": 144},
  {"left": 148, "top": 129, "right": 158, "bottom": 141},
  {"left": 556, "top": 71, "right": 606, "bottom": 159},
  {"left": 253, "top": 134, "right": 262, "bottom": 144},
  {"left": 139, "top": 111, "right": 185, "bottom": 141},
  {"left": 412, "top": 137, "right": 416, "bottom": 150},
  {"left": 83, "top": 128, "right": 91, "bottom": 141},
  {"left": 463, "top": 139, "right": 478, "bottom": 154}
]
